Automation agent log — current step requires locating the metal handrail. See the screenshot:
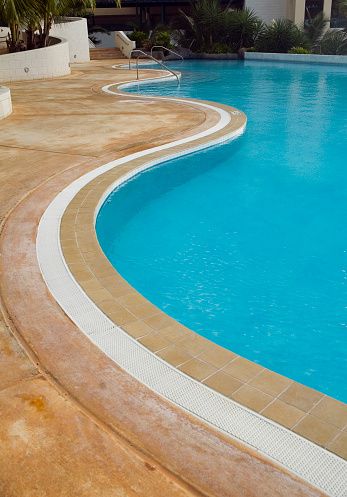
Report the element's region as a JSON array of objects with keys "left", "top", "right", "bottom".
[
  {"left": 128, "top": 49, "right": 180, "bottom": 84},
  {"left": 150, "top": 45, "right": 184, "bottom": 60}
]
